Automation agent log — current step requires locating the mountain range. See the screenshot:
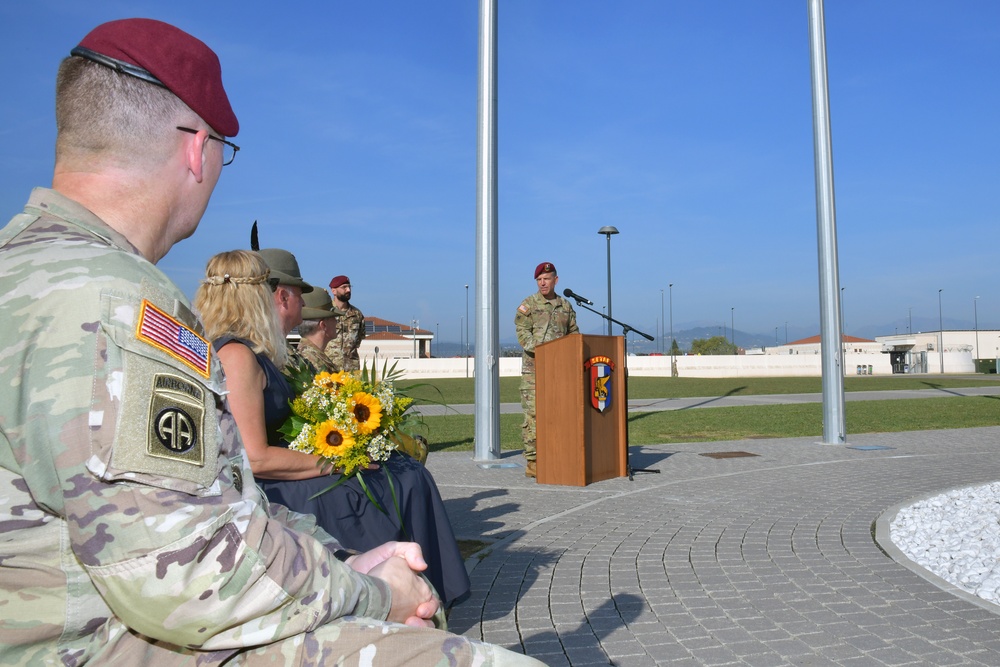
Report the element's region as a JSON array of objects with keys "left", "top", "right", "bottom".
[{"left": 429, "top": 316, "right": 997, "bottom": 358}]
